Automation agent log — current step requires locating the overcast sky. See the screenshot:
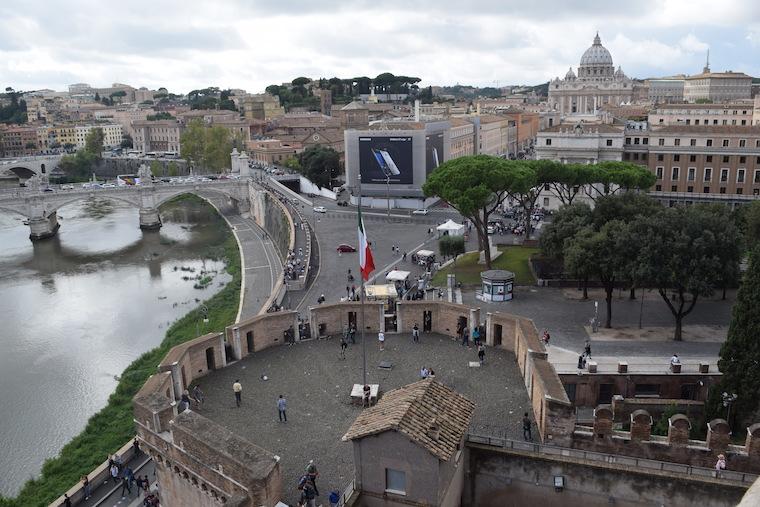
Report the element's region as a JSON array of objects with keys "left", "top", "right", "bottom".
[{"left": 2, "top": 0, "right": 759, "bottom": 94}]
